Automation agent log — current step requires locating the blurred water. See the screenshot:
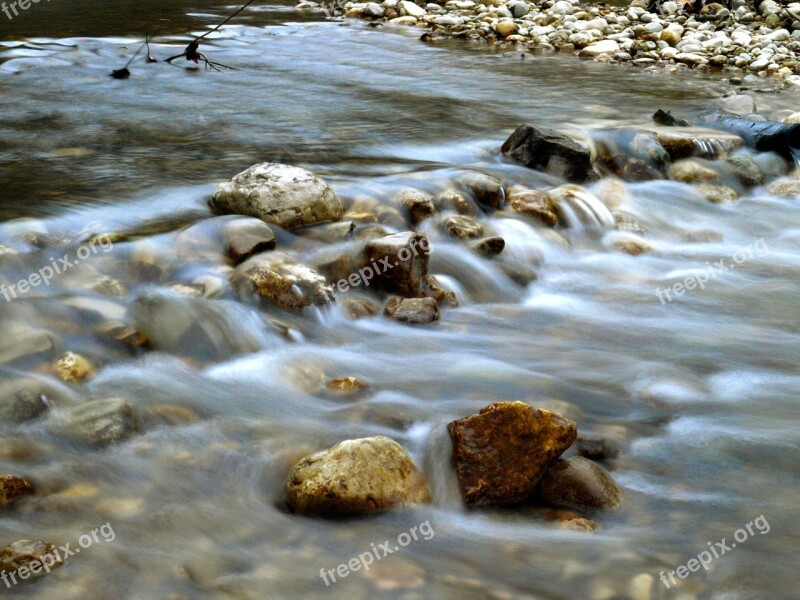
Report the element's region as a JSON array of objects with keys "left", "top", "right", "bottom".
[{"left": 0, "top": 2, "right": 798, "bottom": 599}]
